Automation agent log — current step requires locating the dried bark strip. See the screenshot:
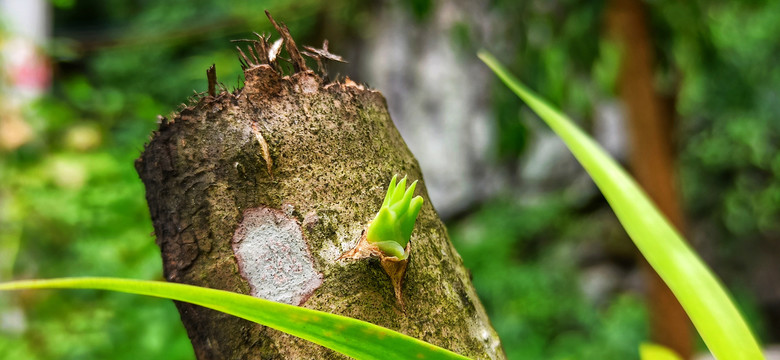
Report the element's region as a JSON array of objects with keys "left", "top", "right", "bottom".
[
  {"left": 265, "top": 10, "right": 307, "bottom": 73},
  {"left": 206, "top": 64, "right": 216, "bottom": 96}
]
